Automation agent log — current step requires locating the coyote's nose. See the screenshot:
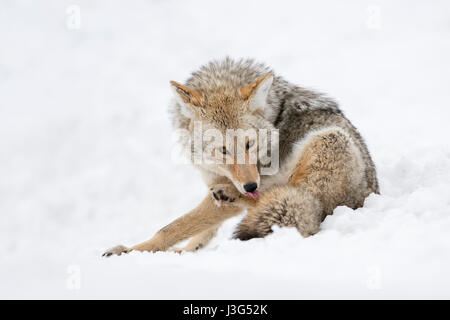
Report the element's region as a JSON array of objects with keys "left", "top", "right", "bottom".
[{"left": 244, "top": 182, "right": 258, "bottom": 193}]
